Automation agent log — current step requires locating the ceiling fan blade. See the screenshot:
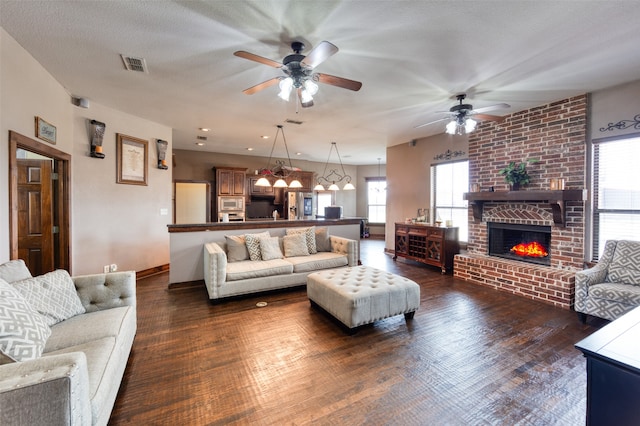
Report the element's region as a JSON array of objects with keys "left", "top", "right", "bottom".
[
  {"left": 301, "top": 41, "right": 338, "bottom": 69},
  {"left": 315, "top": 73, "right": 362, "bottom": 91},
  {"left": 473, "top": 113, "right": 505, "bottom": 122},
  {"left": 242, "top": 77, "right": 281, "bottom": 95},
  {"left": 414, "top": 117, "right": 450, "bottom": 129},
  {"left": 234, "top": 51, "right": 282, "bottom": 68},
  {"left": 473, "top": 103, "right": 510, "bottom": 114}
]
